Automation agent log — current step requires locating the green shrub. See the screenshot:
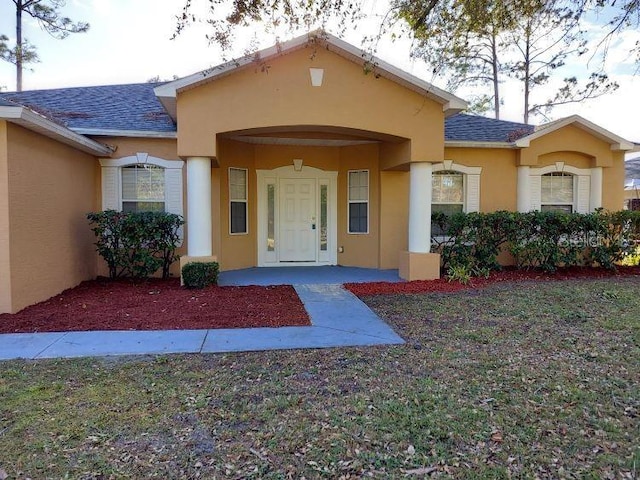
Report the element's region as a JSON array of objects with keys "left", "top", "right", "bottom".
[
  {"left": 87, "top": 210, "right": 184, "bottom": 279},
  {"left": 182, "top": 262, "right": 219, "bottom": 289},
  {"left": 430, "top": 209, "right": 640, "bottom": 278}
]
